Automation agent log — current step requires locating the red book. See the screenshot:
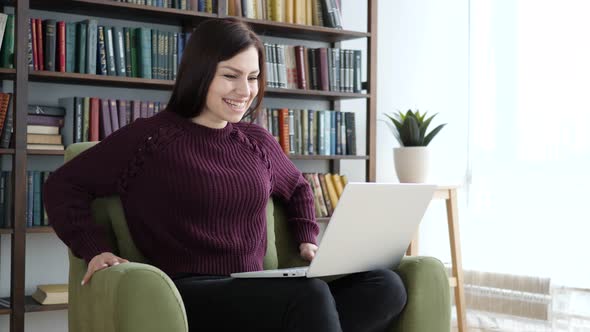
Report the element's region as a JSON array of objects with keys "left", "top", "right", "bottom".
[
  {"left": 57, "top": 21, "right": 66, "bottom": 72},
  {"left": 36, "top": 19, "right": 44, "bottom": 71},
  {"left": 278, "top": 108, "right": 290, "bottom": 154},
  {"left": 89, "top": 98, "right": 100, "bottom": 141},
  {"left": 31, "top": 18, "right": 38, "bottom": 70},
  {"left": 294, "top": 46, "right": 308, "bottom": 90},
  {"left": 317, "top": 48, "right": 329, "bottom": 91}
]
